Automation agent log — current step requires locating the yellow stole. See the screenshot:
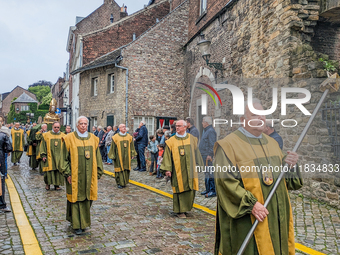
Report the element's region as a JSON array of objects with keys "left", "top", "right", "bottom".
[
  {"left": 215, "top": 132, "right": 295, "bottom": 255},
  {"left": 42, "top": 131, "right": 65, "bottom": 172},
  {"left": 112, "top": 133, "right": 133, "bottom": 173},
  {"left": 26, "top": 130, "right": 33, "bottom": 156},
  {"left": 11, "top": 128, "right": 24, "bottom": 151},
  {"left": 165, "top": 134, "right": 199, "bottom": 193},
  {"left": 62, "top": 132, "right": 99, "bottom": 203}
]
